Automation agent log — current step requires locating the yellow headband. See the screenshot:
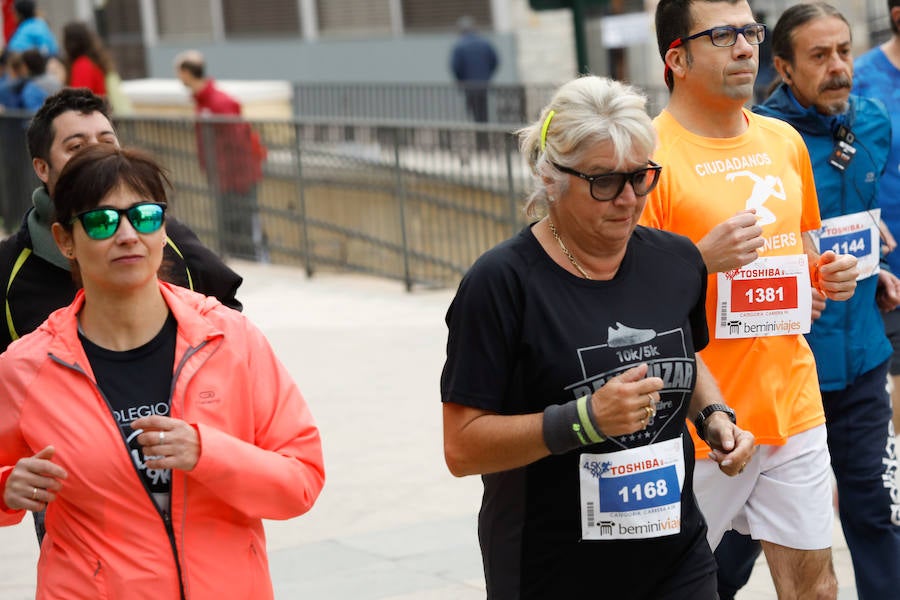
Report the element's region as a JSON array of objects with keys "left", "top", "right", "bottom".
[{"left": 540, "top": 110, "right": 556, "bottom": 152}]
